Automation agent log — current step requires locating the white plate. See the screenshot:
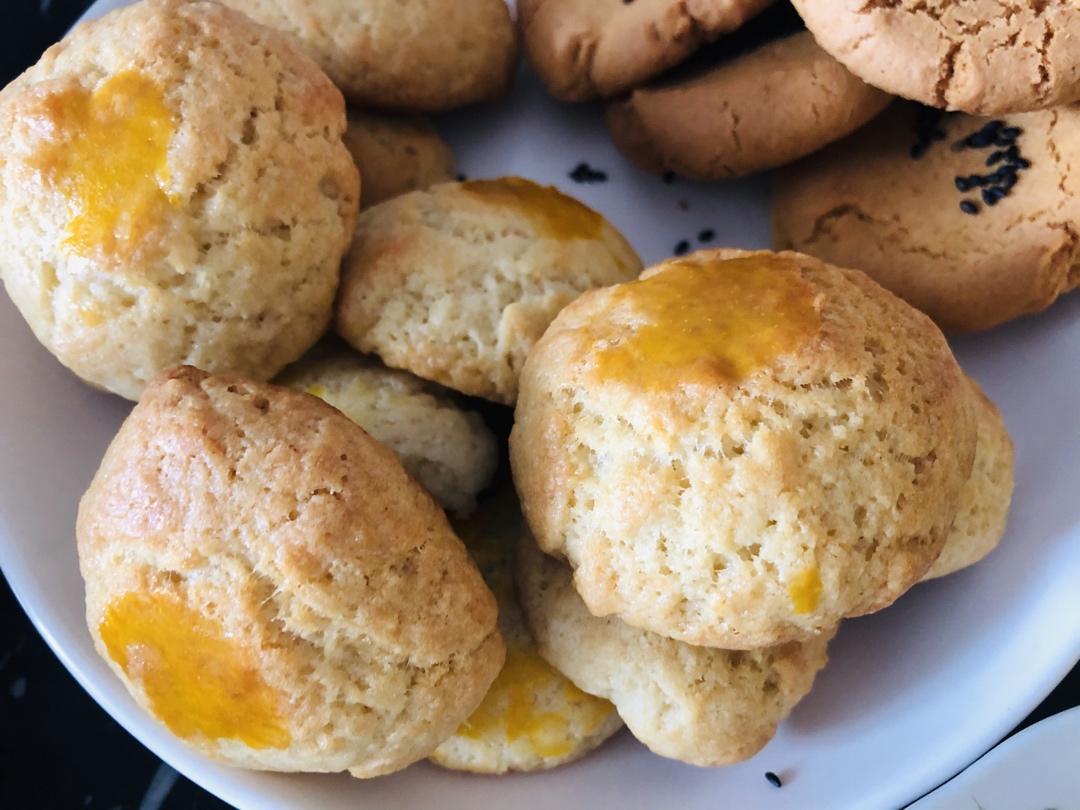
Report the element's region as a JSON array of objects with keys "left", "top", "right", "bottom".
[
  {"left": 1, "top": 2, "right": 1078, "bottom": 808},
  {"left": 910, "top": 705, "right": 1080, "bottom": 810}
]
